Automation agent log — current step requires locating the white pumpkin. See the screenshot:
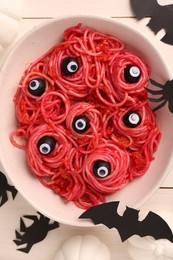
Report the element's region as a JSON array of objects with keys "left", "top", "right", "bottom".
[
  {"left": 53, "top": 235, "right": 111, "bottom": 260},
  {"left": 126, "top": 211, "right": 173, "bottom": 260},
  {"left": 0, "top": 0, "right": 23, "bottom": 50}
]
